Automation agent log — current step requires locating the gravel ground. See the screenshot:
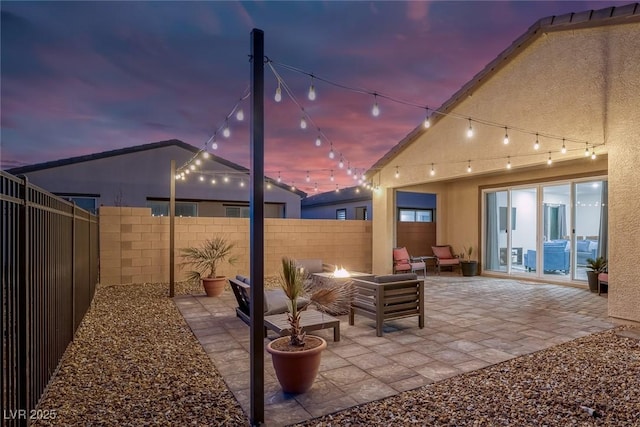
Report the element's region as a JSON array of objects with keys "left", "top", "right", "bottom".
[{"left": 34, "top": 282, "right": 639, "bottom": 426}]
